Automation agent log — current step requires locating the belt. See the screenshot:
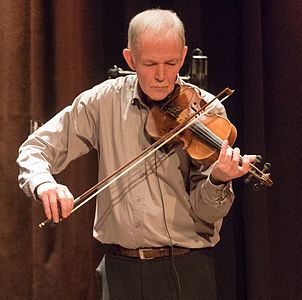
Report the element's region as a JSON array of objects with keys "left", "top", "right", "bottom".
[{"left": 109, "top": 245, "right": 191, "bottom": 260}]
